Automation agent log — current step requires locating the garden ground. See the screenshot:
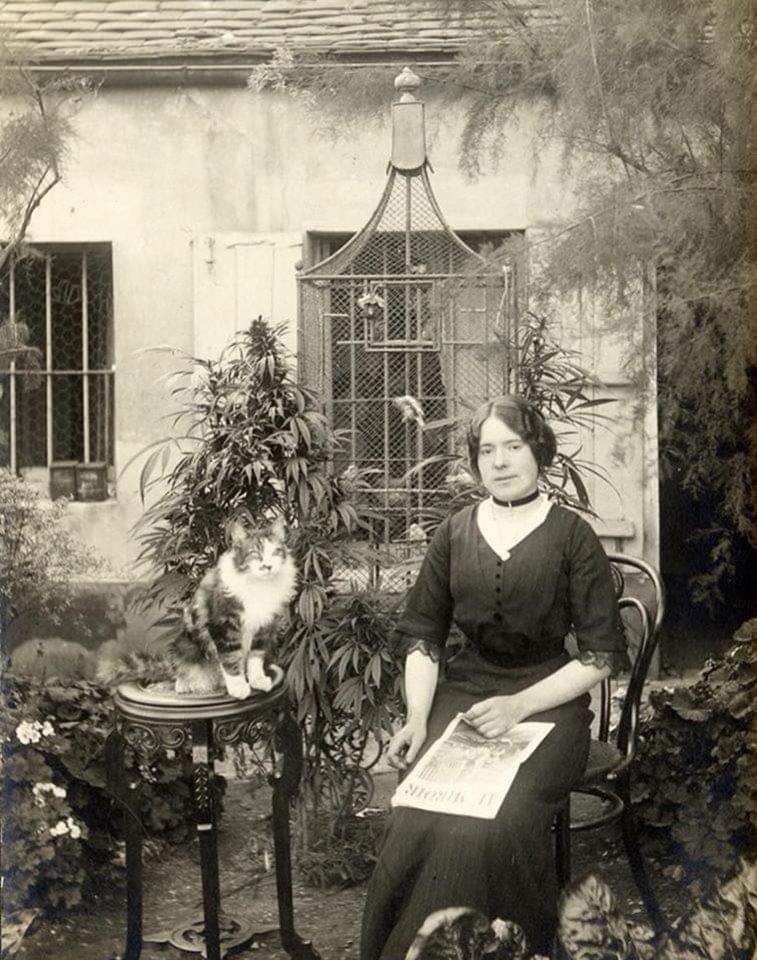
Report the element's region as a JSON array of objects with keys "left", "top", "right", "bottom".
[{"left": 13, "top": 766, "right": 688, "bottom": 960}]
